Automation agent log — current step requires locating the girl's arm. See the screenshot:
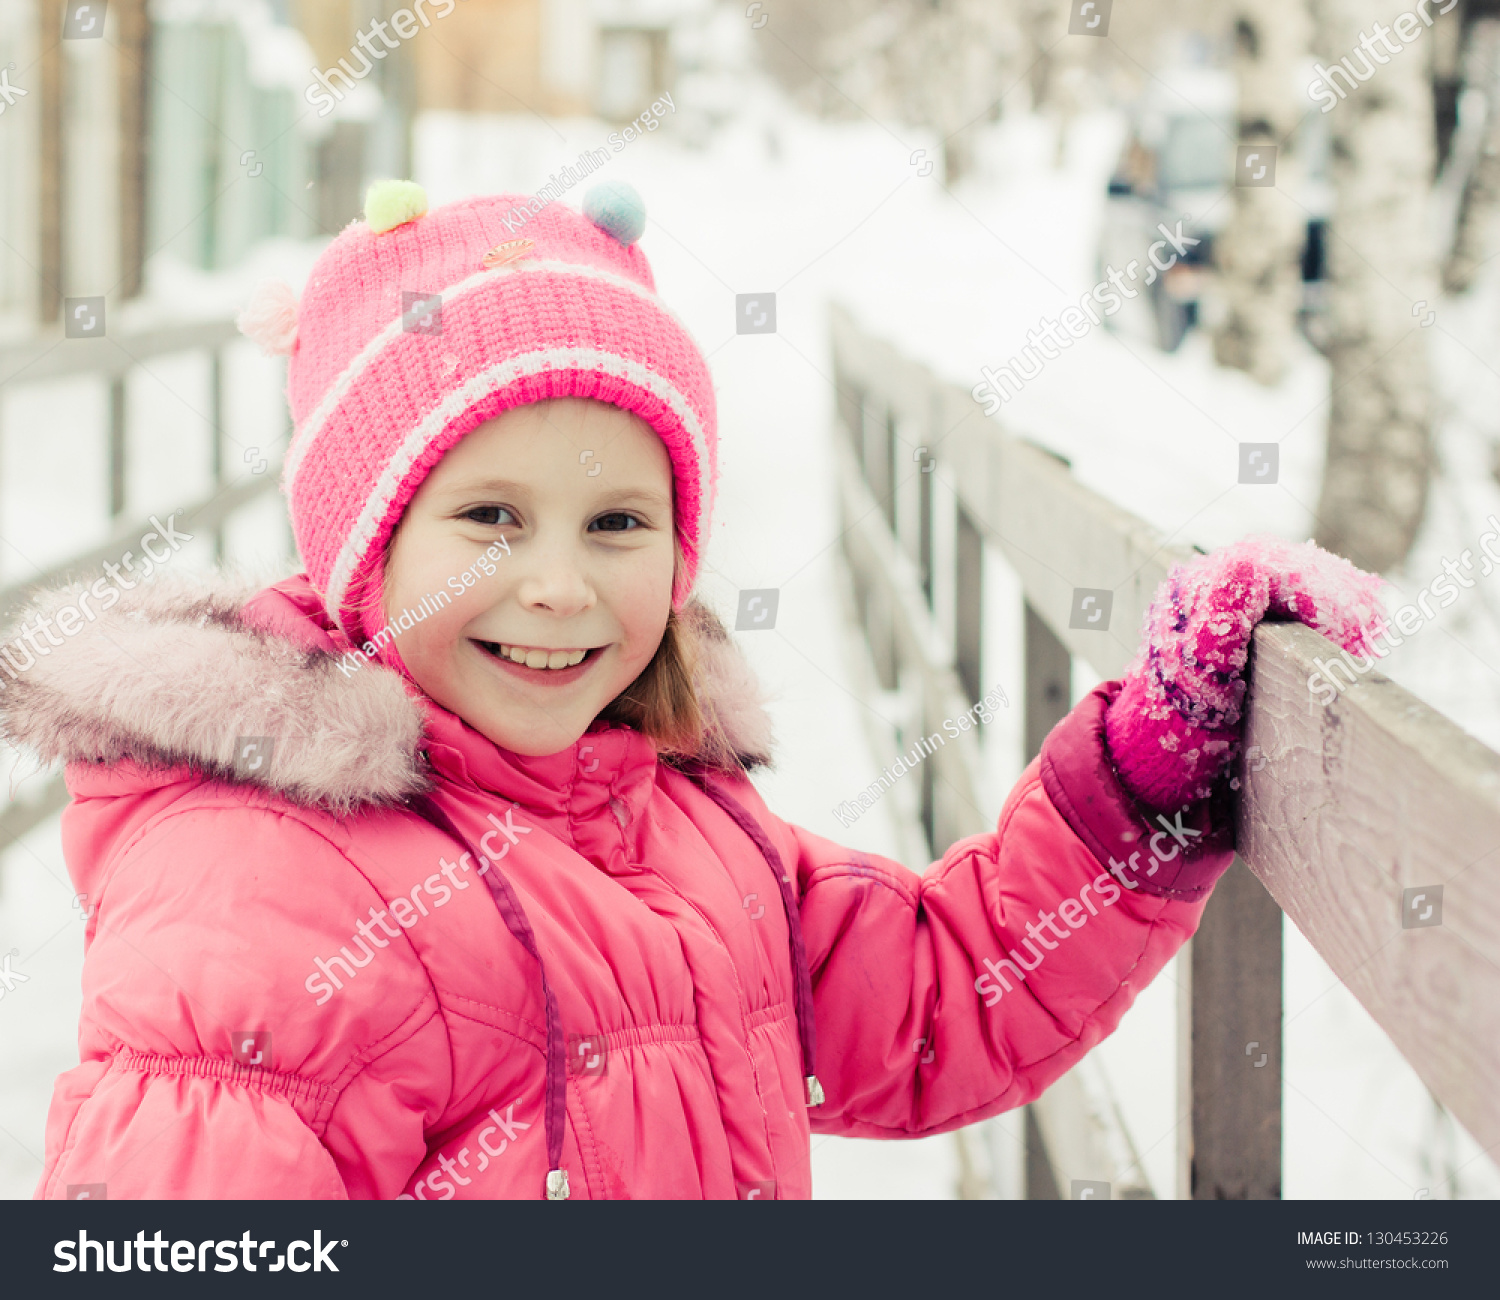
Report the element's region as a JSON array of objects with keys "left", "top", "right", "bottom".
[
  {"left": 37, "top": 807, "right": 449, "bottom": 1199},
  {"left": 771, "top": 536, "right": 1386, "bottom": 1137},
  {"left": 761, "top": 680, "right": 1230, "bottom": 1139}
]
